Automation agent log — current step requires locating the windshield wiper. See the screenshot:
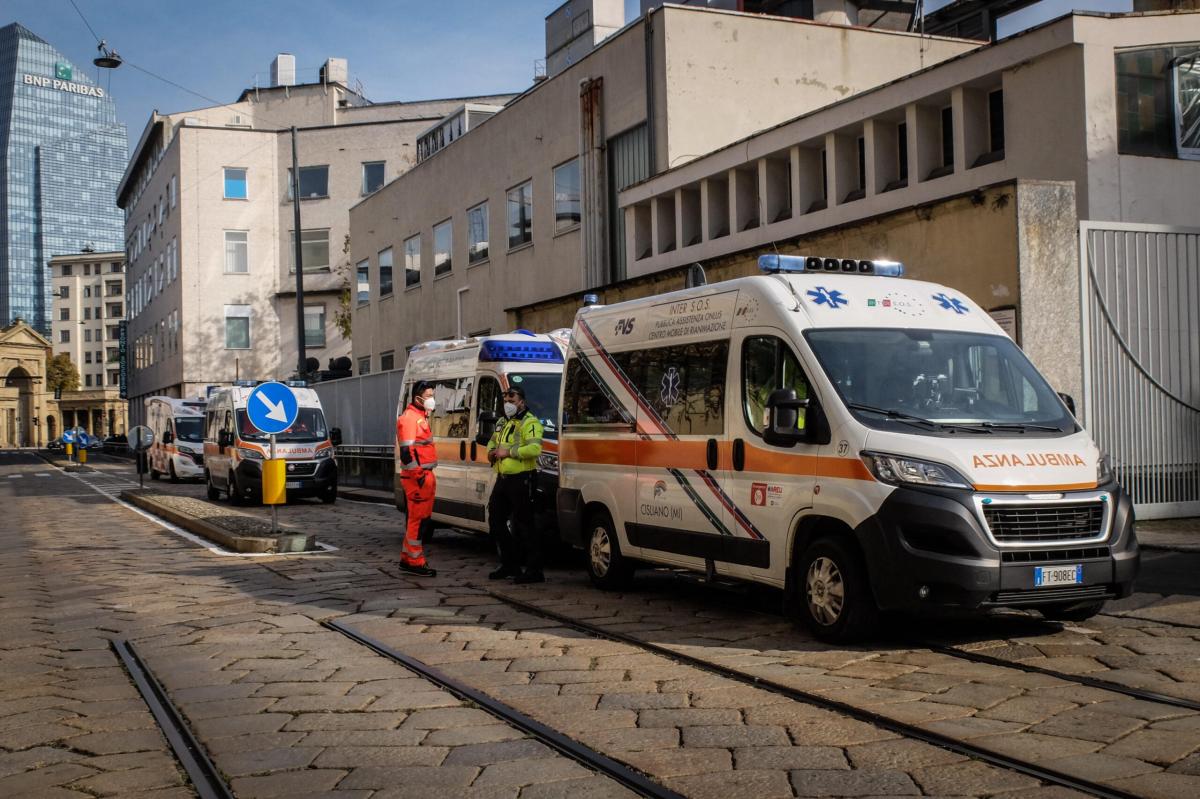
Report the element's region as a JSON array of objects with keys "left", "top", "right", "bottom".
[
  {"left": 847, "top": 402, "right": 994, "bottom": 434},
  {"left": 975, "top": 421, "right": 1064, "bottom": 433}
]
